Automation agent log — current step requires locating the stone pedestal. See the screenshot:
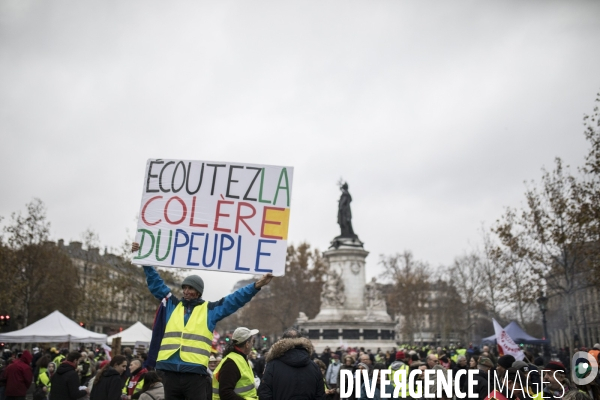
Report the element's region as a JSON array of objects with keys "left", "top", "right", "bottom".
[{"left": 298, "top": 238, "right": 397, "bottom": 353}]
